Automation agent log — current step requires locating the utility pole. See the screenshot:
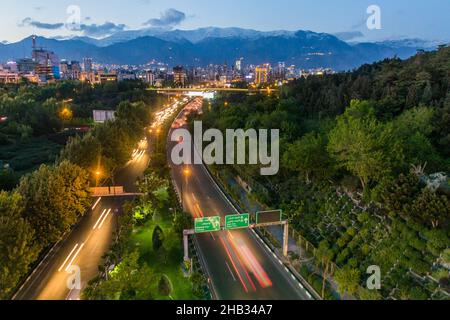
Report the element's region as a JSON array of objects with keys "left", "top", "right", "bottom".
[
  {"left": 183, "top": 229, "right": 195, "bottom": 262},
  {"left": 283, "top": 221, "right": 289, "bottom": 258}
]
